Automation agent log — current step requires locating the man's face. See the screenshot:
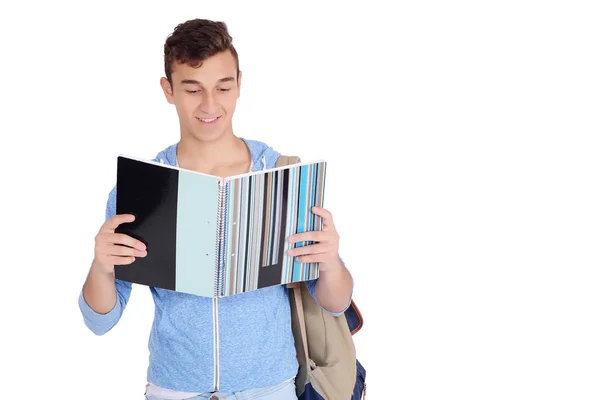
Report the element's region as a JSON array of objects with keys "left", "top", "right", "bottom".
[{"left": 161, "top": 50, "right": 241, "bottom": 142}]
